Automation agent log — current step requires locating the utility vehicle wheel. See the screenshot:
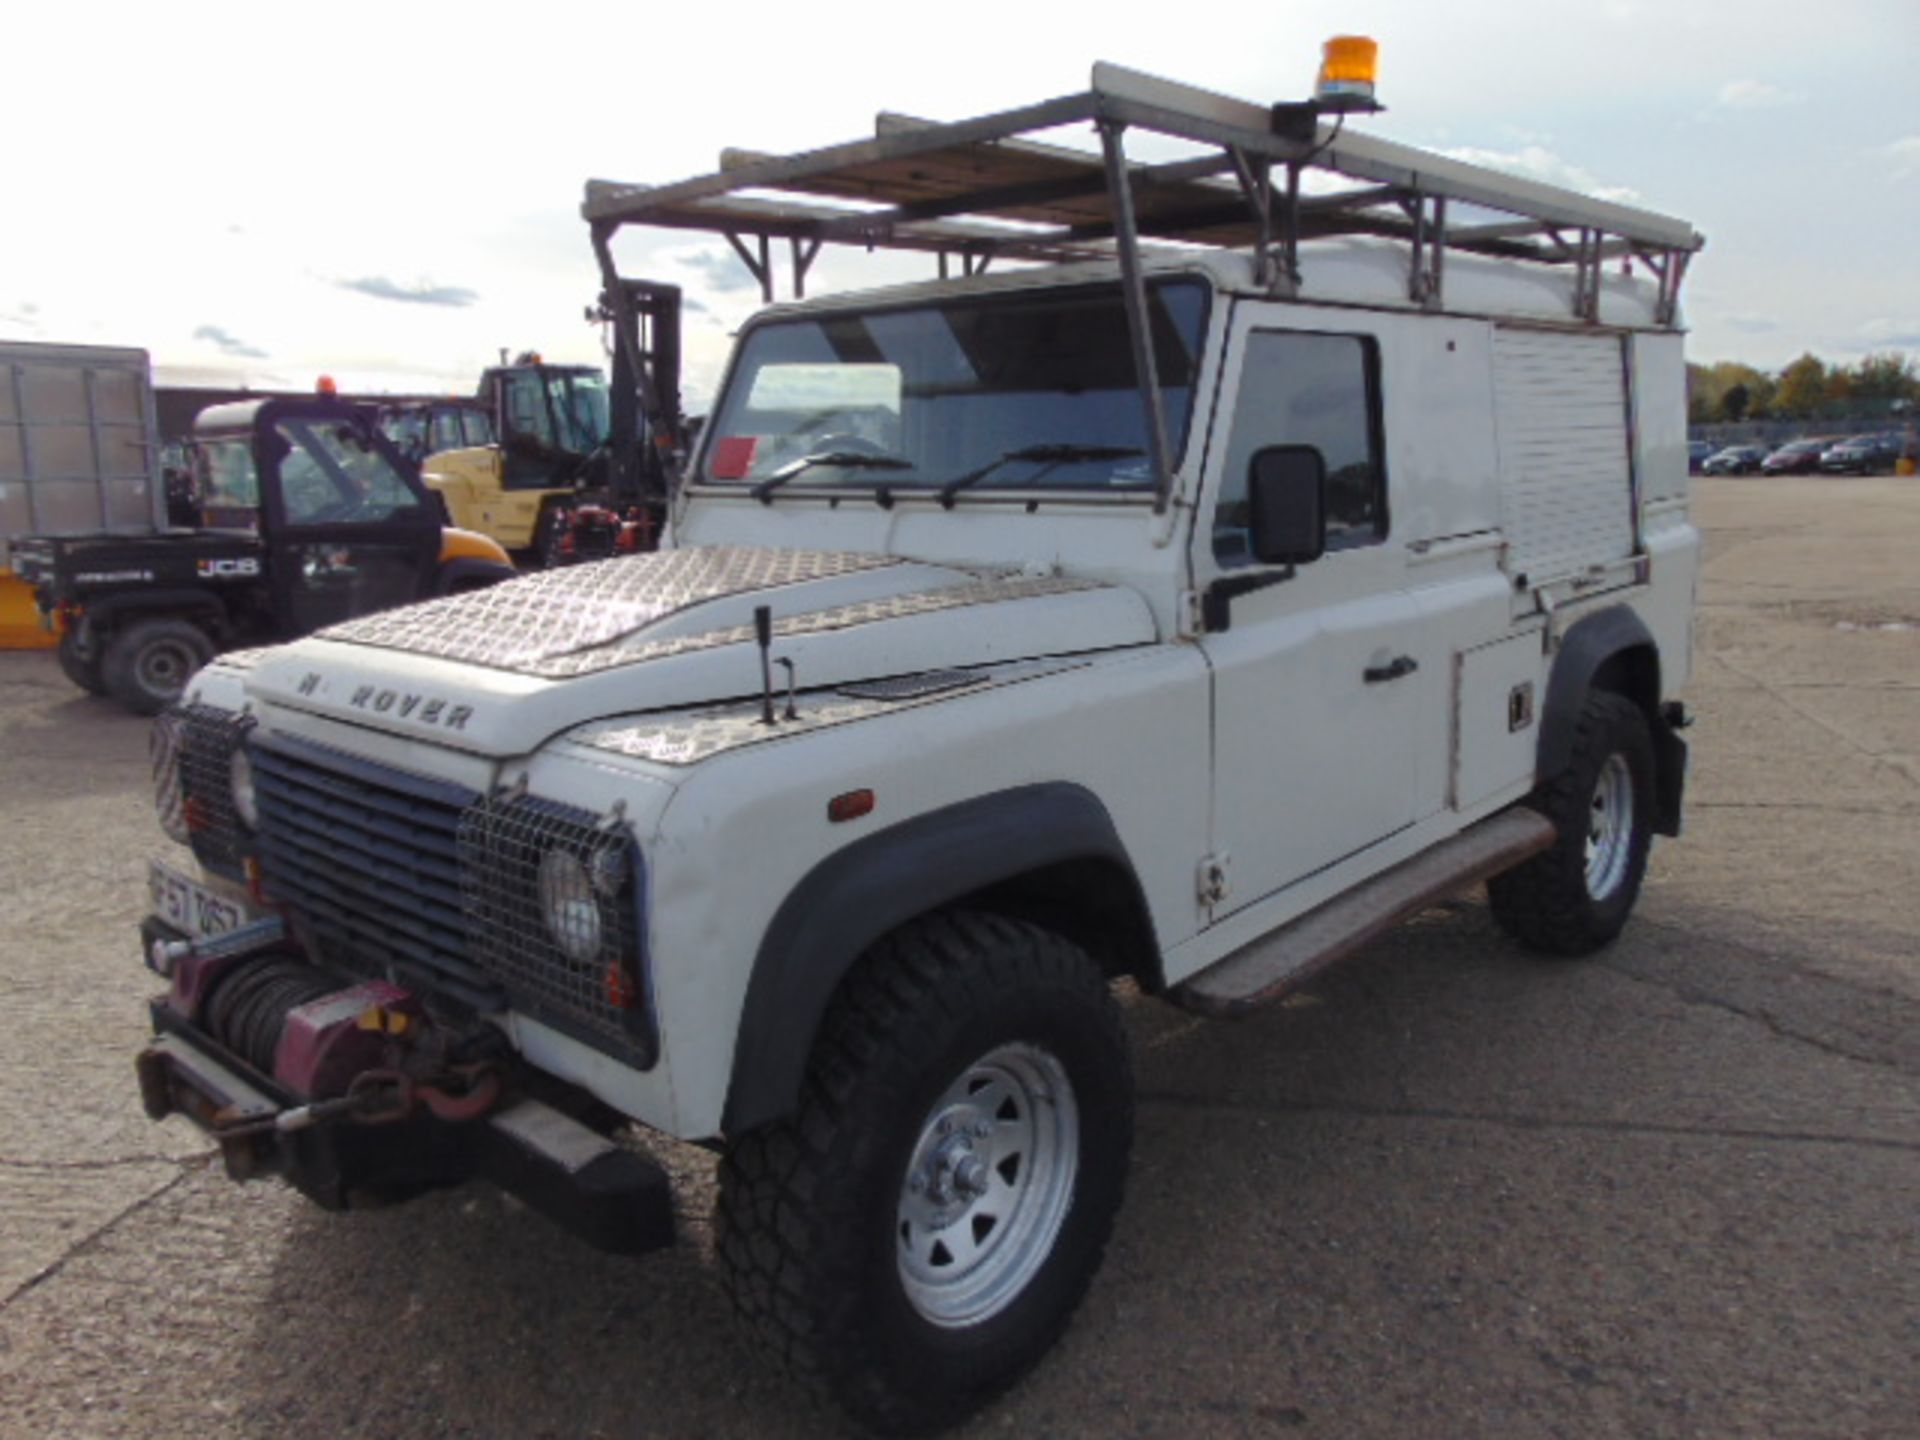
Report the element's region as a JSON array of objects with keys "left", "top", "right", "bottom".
[
  {"left": 102, "top": 619, "right": 214, "bottom": 716},
  {"left": 1488, "top": 690, "right": 1655, "bottom": 956},
  {"left": 717, "top": 911, "right": 1132, "bottom": 1437},
  {"left": 57, "top": 630, "right": 108, "bottom": 697}
]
